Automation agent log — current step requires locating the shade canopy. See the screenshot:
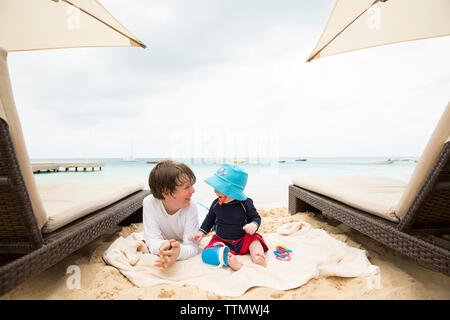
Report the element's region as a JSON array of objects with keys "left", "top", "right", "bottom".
[
  {"left": 307, "top": 0, "right": 450, "bottom": 62},
  {"left": 0, "top": 0, "right": 146, "bottom": 52},
  {"left": 0, "top": 1, "right": 145, "bottom": 231}
]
